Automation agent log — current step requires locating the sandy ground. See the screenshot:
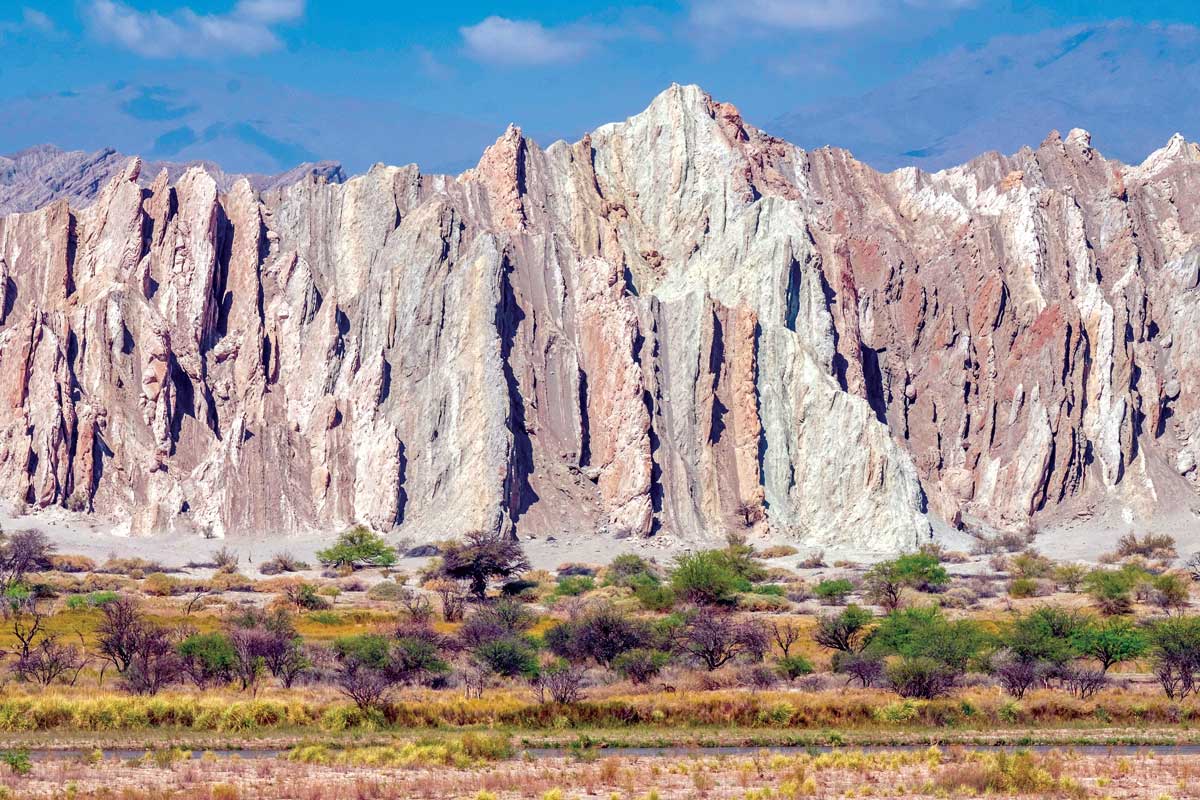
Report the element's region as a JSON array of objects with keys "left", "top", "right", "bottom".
[
  {"left": 5, "top": 746, "right": 1200, "bottom": 799},
  {"left": 1, "top": 497, "right": 1194, "bottom": 574}
]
